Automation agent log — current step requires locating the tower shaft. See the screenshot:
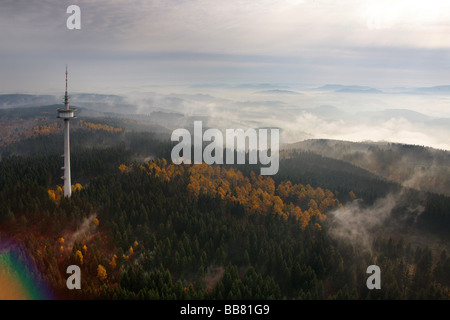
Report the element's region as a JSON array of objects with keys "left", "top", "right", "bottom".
[
  {"left": 63, "top": 119, "right": 71, "bottom": 197},
  {"left": 58, "top": 65, "right": 76, "bottom": 197}
]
